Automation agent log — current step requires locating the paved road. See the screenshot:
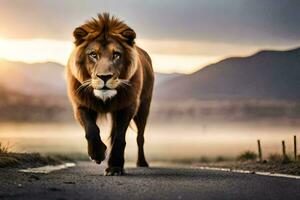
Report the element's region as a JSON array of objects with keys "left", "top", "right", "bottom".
[{"left": 0, "top": 161, "right": 299, "bottom": 200}]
